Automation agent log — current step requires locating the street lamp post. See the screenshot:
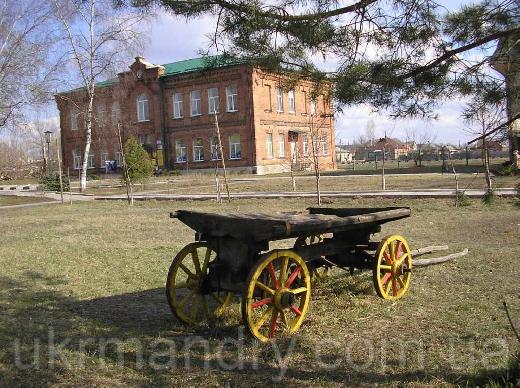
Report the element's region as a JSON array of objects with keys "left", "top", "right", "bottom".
[{"left": 44, "top": 130, "right": 53, "bottom": 174}]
